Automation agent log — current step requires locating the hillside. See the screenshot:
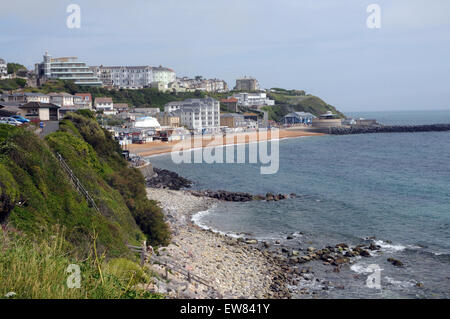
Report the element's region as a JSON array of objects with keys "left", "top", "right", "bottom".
[
  {"left": 264, "top": 88, "right": 345, "bottom": 122},
  {"left": 0, "top": 111, "right": 170, "bottom": 255},
  {"left": 0, "top": 111, "right": 171, "bottom": 298}
]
